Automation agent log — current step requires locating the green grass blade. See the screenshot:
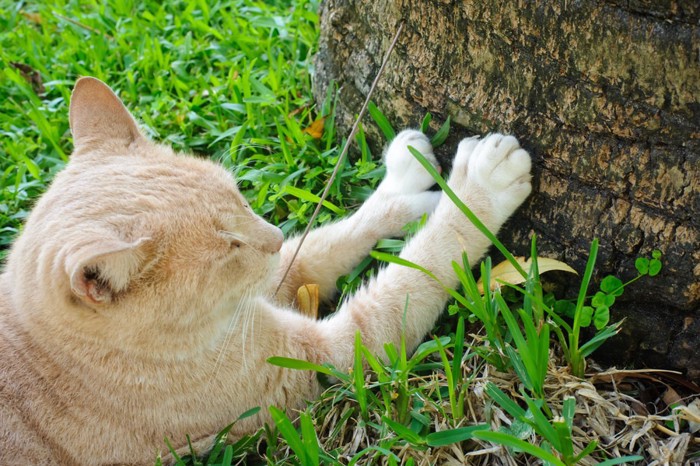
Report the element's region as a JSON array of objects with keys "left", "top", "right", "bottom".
[
  {"left": 281, "top": 185, "right": 346, "bottom": 215},
  {"left": 578, "top": 323, "right": 622, "bottom": 358},
  {"left": 504, "top": 344, "right": 533, "bottom": 395},
  {"left": 407, "top": 146, "right": 527, "bottom": 278},
  {"left": 484, "top": 383, "right": 526, "bottom": 419},
  {"left": 572, "top": 439, "right": 598, "bottom": 463},
  {"left": 434, "top": 336, "right": 456, "bottom": 421},
  {"left": 425, "top": 424, "right": 489, "bottom": 446},
  {"left": 561, "top": 397, "right": 575, "bottom": 431},
  {"left": 163, "top": 437, "right": 184, "bottom": 464},
  {"left": 430, "top": 116, "right": 451, "bottom": 147},
  {"left": 269, "top": 406, "right": 307, "bottom": 464},
  {"left": 569, "top": 239, "right": 599, "bottom": 376},
  {"left": 472, "top": 431, "right": 566, "bottom": 466},
  {"left": 451, "top": 316, "right": 465, "bottom": 393},
  {"left": 267, "top": 357, "right": 333, "bottom": 375},
  {"left": 552, "top": 417, "right": 574, "bottom": 461},
  {"left": 408, "top": 336, "right": 450, "bottom": 370},
  {"left": 361, "top": 346, "right": 388, "bottom": 377},
  {"left": 368, "top": 101, "right": 396, "bottom": 141},
  {"left": 420, "top": 113, "right": 432, "bottom": 133},
  {"left": 382, "top": 416, "right": 426, "bottom": 445},
  {"left": 597, "top": 456, "right": 644, "bottom": 466},
  {"left": 370, "top": 251, "right": 442, "bottom": 284},
  {"left": 354, "top": 331, "right": 369, "bottom": 421},
  {"left": 300, "top": 412, "right": 320, "bottom": 466},
  {"left": 453, "top": 257, "right": 481, "bottom": 303},
  {"left": 497, "top": 297, "right": 540, "bottom": 395},
  {"left": 522, "top": 395, "right": 561, "bottom": 451},
  {"left": 348, "top": 447, "right": 401, "bottom": 465}
]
